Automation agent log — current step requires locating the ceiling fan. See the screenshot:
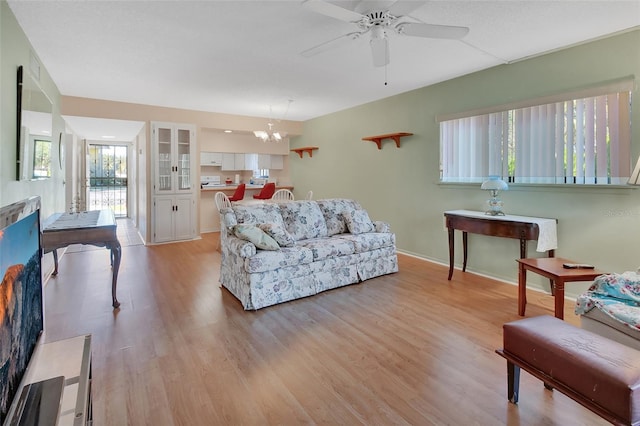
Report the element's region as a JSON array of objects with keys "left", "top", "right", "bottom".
[{"left": 301, "top": 0, "right": 470, "bottom": 67}]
